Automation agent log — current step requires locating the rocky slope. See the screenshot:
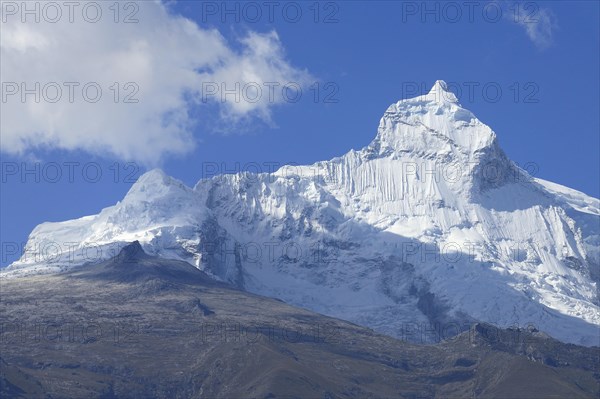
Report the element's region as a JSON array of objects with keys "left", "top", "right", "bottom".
[{"left": 1, "top": 243, "right": 599, "bottom": 398}]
